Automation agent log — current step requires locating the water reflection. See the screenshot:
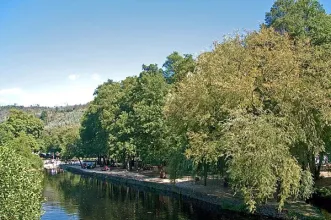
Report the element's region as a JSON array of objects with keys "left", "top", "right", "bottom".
[{"left": 42, "top": 171, "right": 271, "bottom": 220}]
